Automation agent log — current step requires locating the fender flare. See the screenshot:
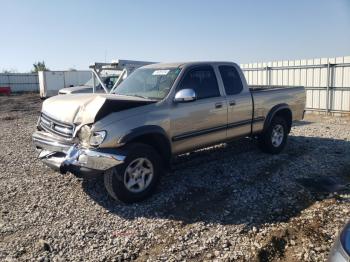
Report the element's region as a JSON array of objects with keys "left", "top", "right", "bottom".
[
  {"left": 263, "top": 104, "right": 292, "bottom": 132},
  {"left": 118, "top": 125, "right": 168, "bottom": 144},
  {"left": 118, "top": 125, "right": 172, "bottom": 164}
]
